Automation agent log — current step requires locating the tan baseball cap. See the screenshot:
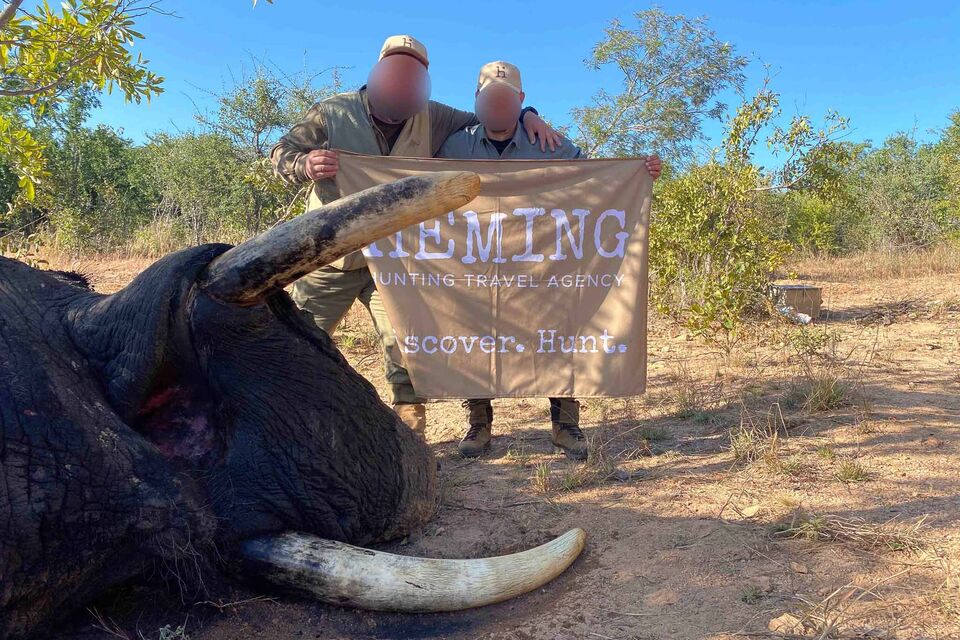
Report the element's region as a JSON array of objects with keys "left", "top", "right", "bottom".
[
  {"left": 379, "top": 35, "right": 429, "bottom": 68},
  {"left": 476, "top": 61, "right": 522, "bottom": 94}
]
